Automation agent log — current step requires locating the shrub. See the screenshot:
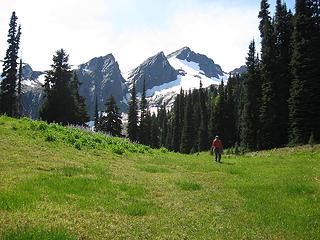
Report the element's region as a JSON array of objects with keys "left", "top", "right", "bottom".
[
  {"left": 74, "top": 140, "right": 82, "bottom": 150},
  {"left": 112, "top": 145, "right": 125, "bottom": 155},
  {"left": 160, "top": 147, "right": 168, "bottom": 153},
  {"left": 45, "top": 133, "right": 57, "bottom": 142},
  {"left": 11, "top": 124, "right": 18, "bottom": 131}
]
